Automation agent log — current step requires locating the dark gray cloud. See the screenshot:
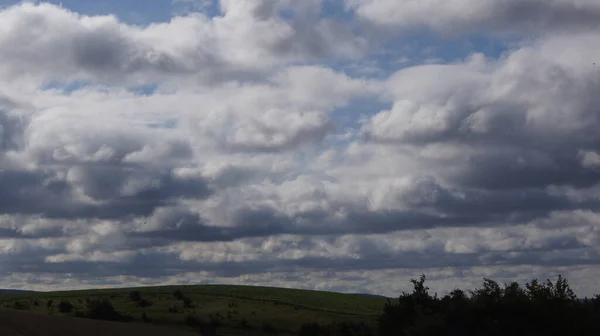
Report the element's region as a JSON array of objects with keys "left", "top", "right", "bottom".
[
  {"left": 0, "top": 168, "right": 212, "bottom": 219},
  {"left": 129, "top": 184, "right": 600, "bottom": 243},
  {"left": 0, "top": 99, "right": 28, "bottom": 153},
  {"left": 4, "top": 243, "right": 599, "bottom": 280},
  {"left": 348, "top": 0, "right": 600, "bottom": 36}
]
